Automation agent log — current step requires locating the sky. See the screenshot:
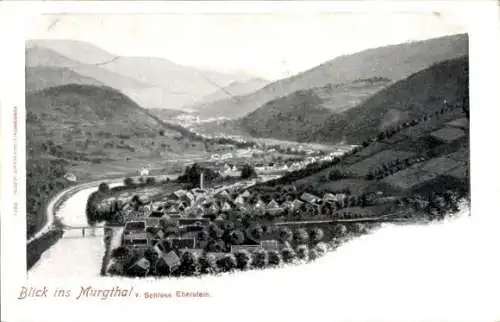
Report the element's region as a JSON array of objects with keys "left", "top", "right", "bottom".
[{"left": 28, "top": 12, "right": 467, "bottom": 80}]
